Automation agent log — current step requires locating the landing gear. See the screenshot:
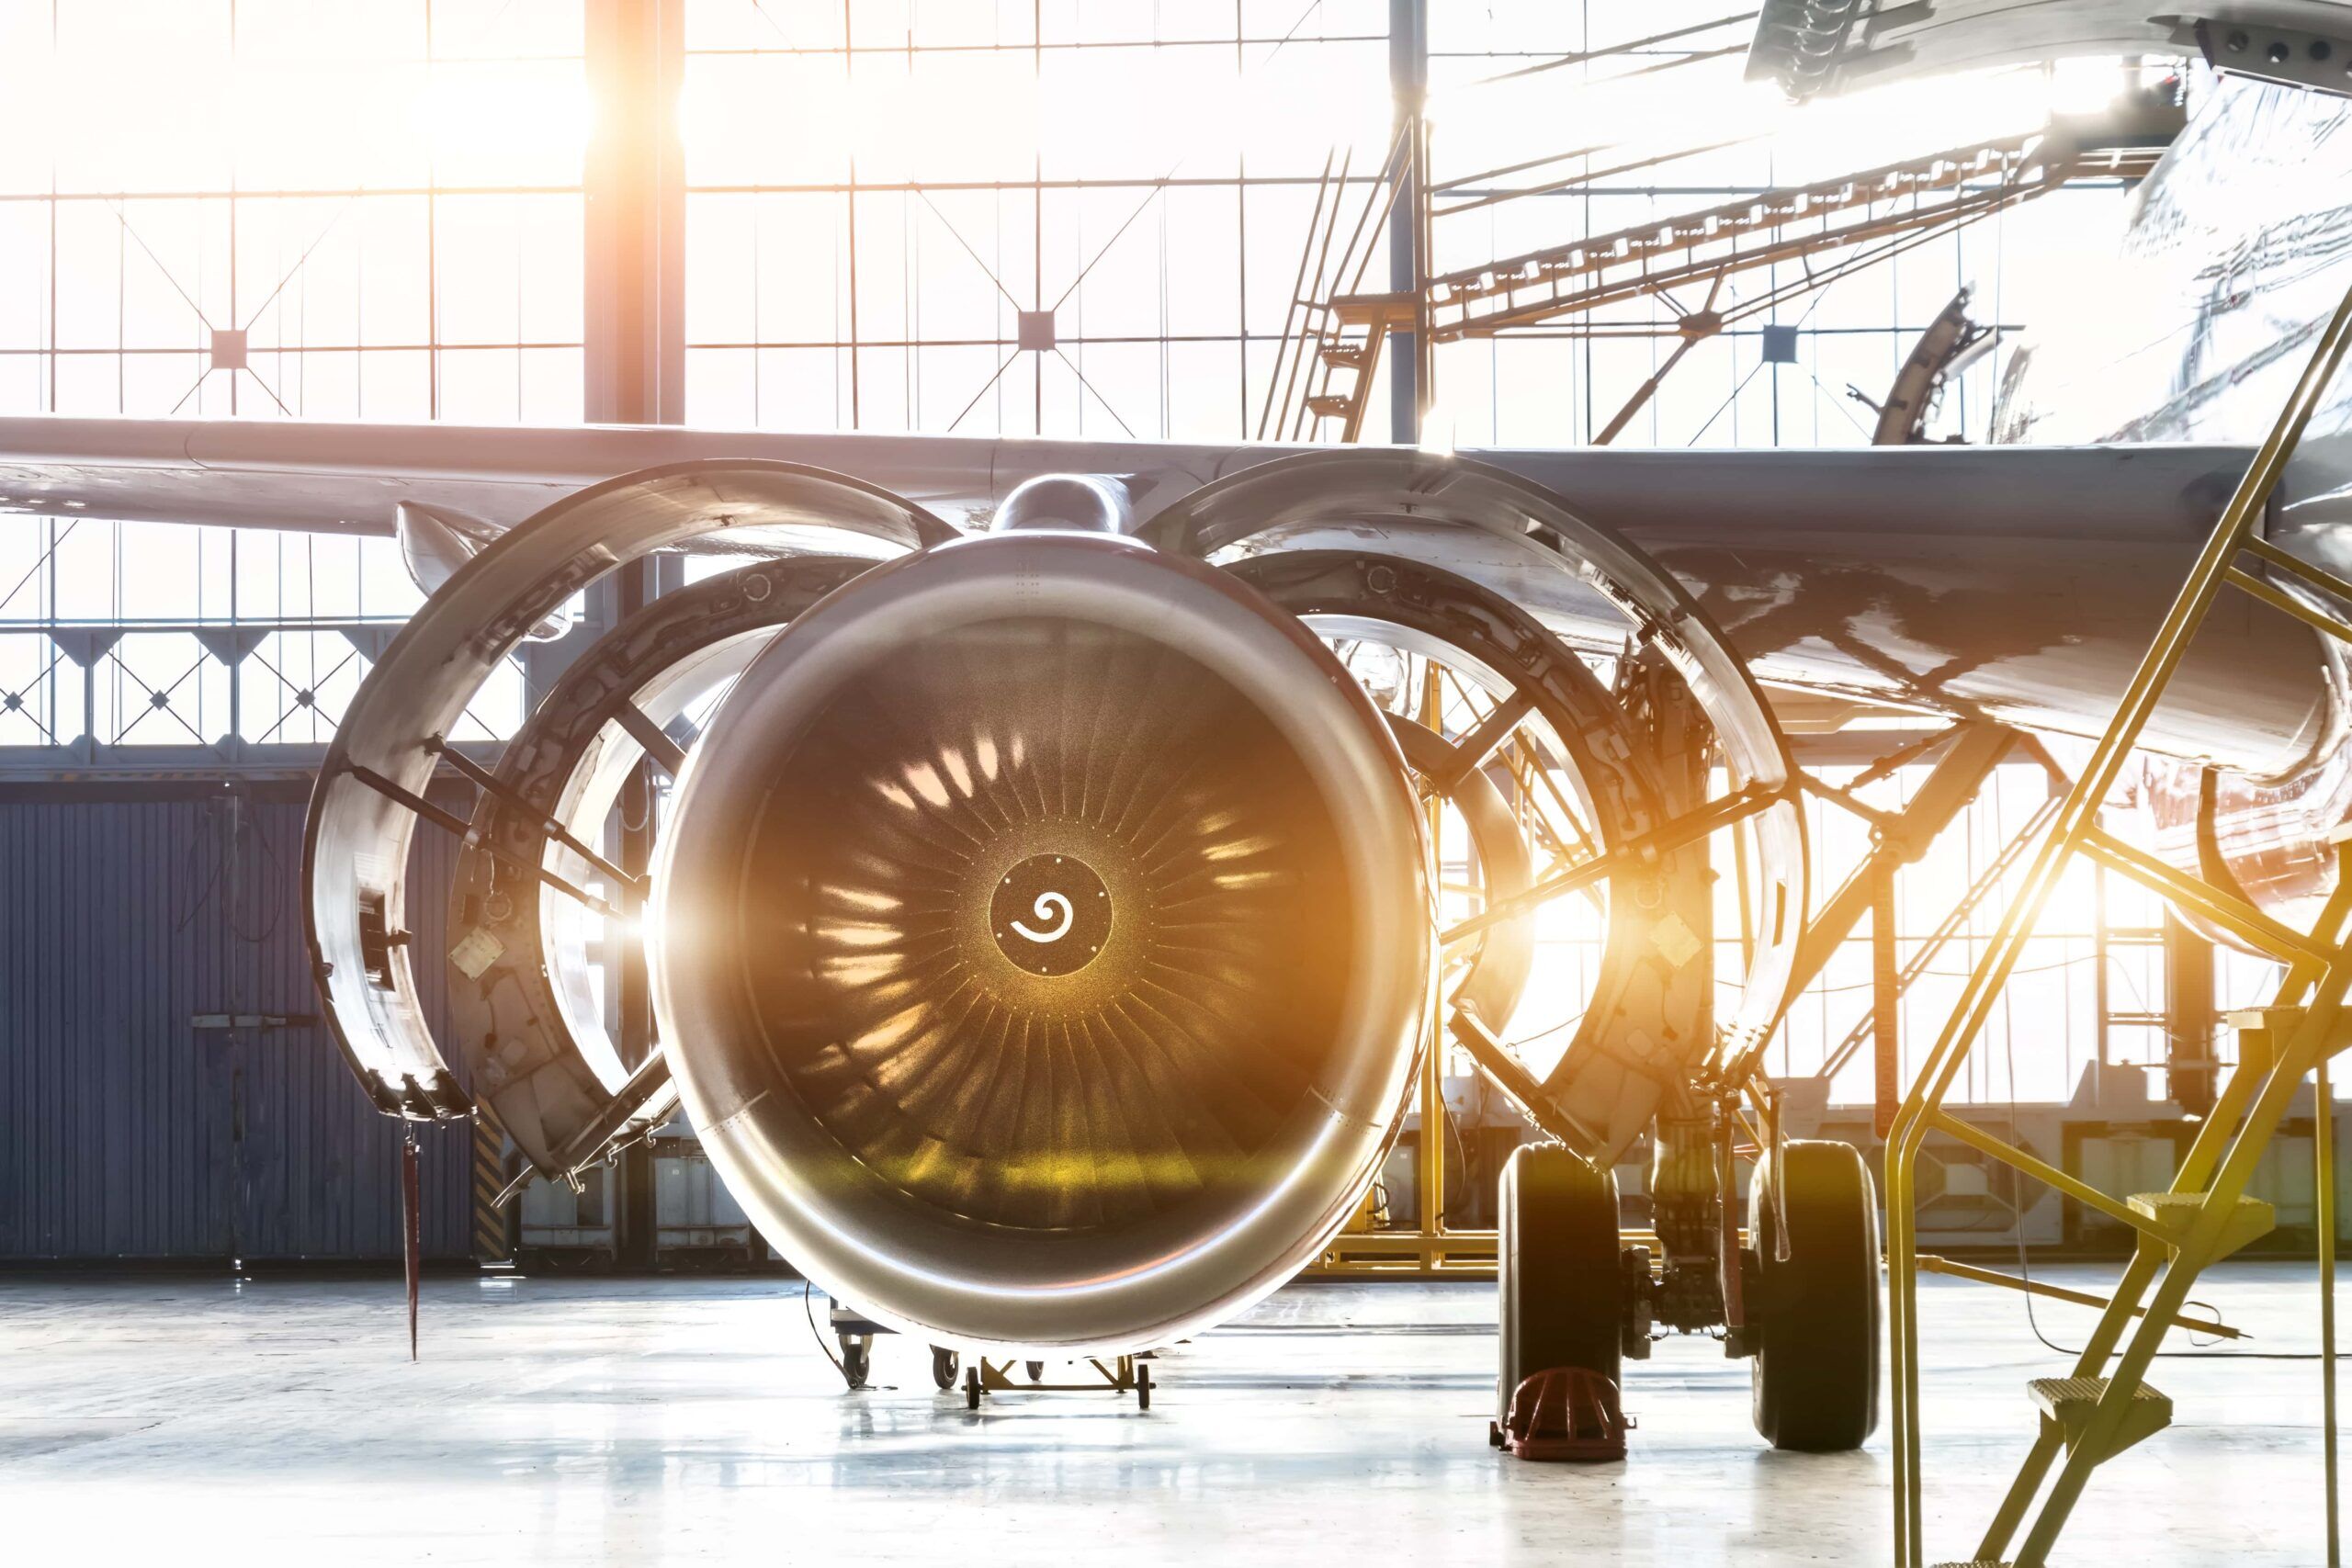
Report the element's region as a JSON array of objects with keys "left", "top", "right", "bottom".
[
  {"left": 931, "top": 1346, "right": 961, "bottom": 1391},
  {"left": 1496, "top": 1143, "right": 1627, "bottom": 1457},
  {"left": 1748, "top": 1139, "right": 1881, "bottom": 1451},
  {"left": 1496, "top": 1122, "right": 1882, "bottom": 1457}
]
